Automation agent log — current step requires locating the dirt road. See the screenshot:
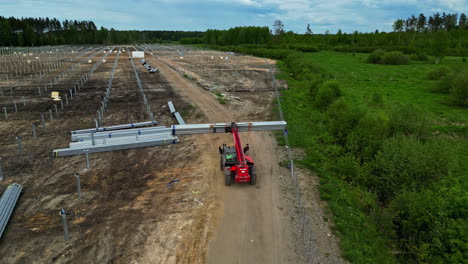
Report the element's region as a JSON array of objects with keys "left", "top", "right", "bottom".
[{"left": 149, "top": 56, "right": 299, "bottom": 263}]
